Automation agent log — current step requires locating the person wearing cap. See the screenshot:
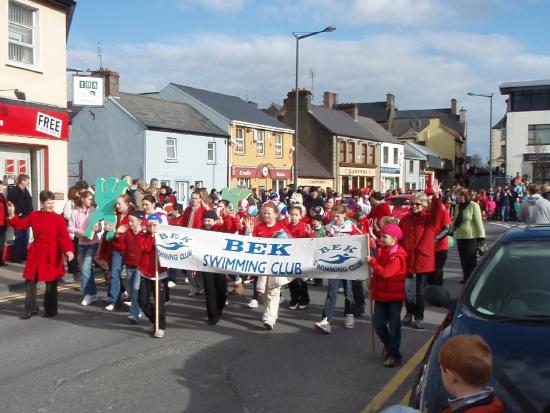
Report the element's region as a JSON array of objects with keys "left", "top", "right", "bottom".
[
  {"left": 112, "top": 210, "right": 146, "bottom": 323},
  {"left": 137, "top": 213, "right": 168, "bottom": 338},
  {"left": 305, "top": 186, "right": 324, "bottom": 211},
  {"left": 368, "top": 223, "right": 408, "bottom": 368}
]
